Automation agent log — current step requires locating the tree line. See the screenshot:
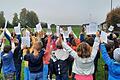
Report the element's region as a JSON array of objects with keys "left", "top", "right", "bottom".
[{"left": 0, "top": 8, "right": 39, "bottom": 28}]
